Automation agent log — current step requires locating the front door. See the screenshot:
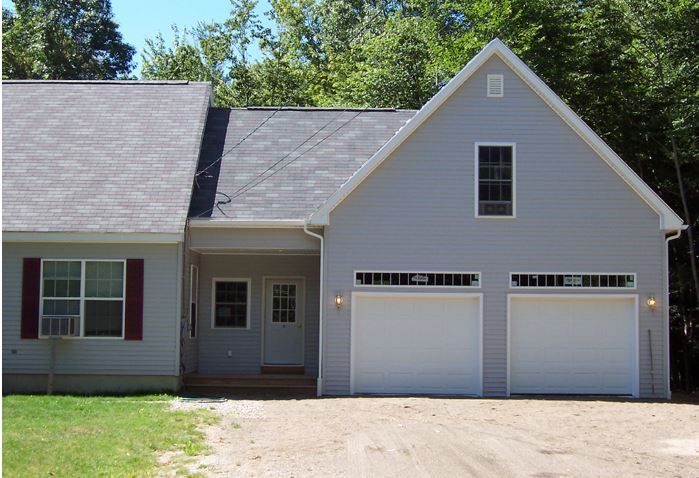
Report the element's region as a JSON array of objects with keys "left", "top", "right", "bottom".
[{"left": 264, "top": 279, "right": 304, "bottom": 365}]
